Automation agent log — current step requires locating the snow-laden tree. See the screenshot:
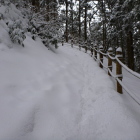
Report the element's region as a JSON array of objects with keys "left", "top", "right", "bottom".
[
  {"left": 0, "top": 0, "right": 63, "bottom": 49},
  {"left": 8, "top": 20, "right": 26, "bottom": 47},
  {"left": 27, "top": 0, "right": 63, "bottom": 49}
]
